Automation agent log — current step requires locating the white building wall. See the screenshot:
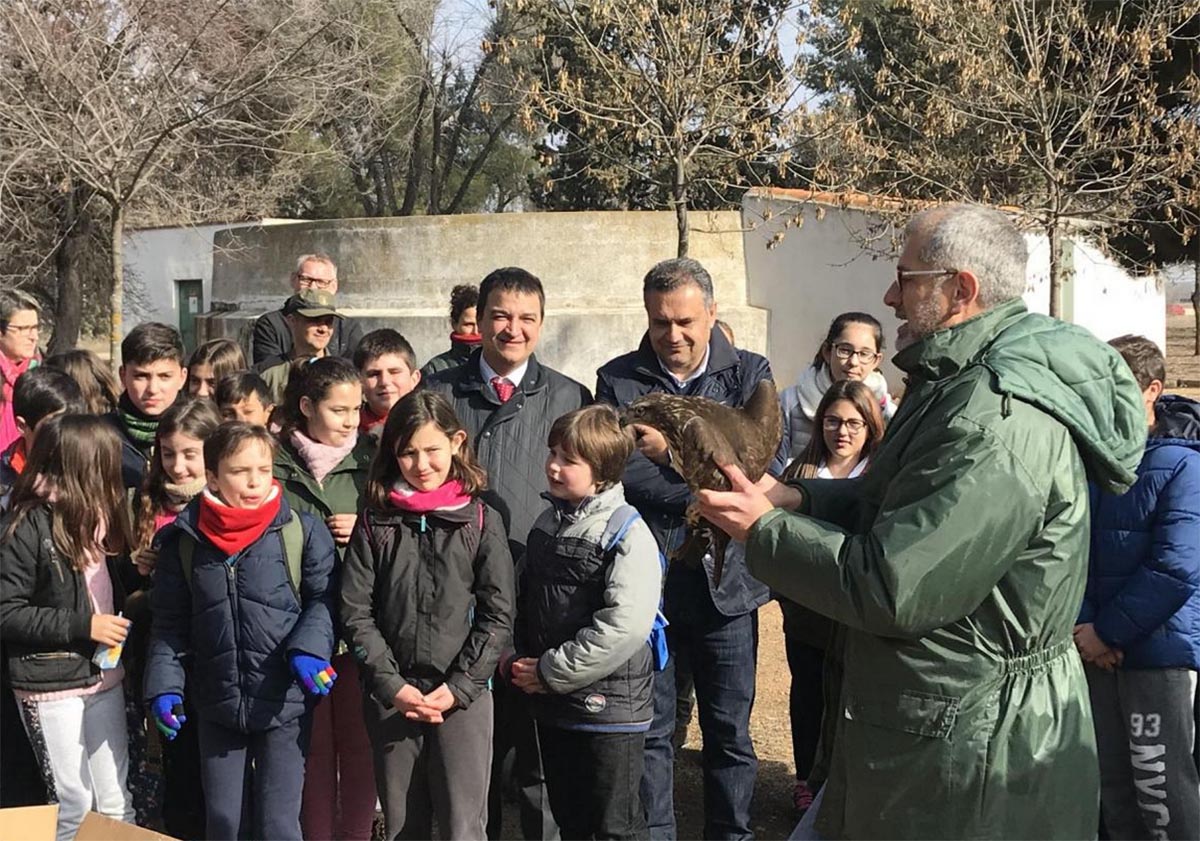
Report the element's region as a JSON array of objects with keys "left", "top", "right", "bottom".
[
  {"left": 122, "top": 220, "right": 299, "bottom": 341},
  {"left": 742, "top": 194, "right": 1166, "bottom": 393}
]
